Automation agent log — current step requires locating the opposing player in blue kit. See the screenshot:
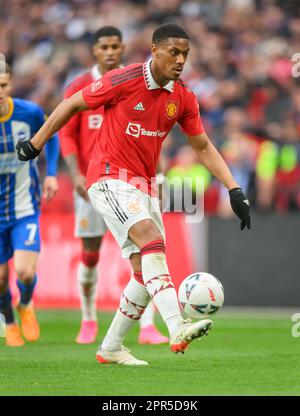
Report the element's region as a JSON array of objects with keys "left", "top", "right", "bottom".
[{"left": 0, "top": 62, "right": 59, "bottom": 346}]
